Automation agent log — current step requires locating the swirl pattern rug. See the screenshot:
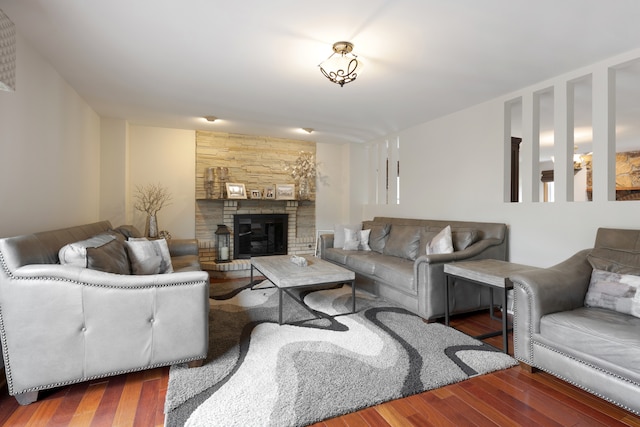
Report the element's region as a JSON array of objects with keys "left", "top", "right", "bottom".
[{"left": 164, "top": 280, "right": 517, "bottom": 427}]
